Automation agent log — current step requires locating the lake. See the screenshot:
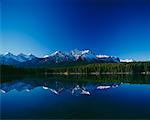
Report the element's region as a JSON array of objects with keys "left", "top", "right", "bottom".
[{"left": 1, "top": 74, "right": 150, "bottom": 119}]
